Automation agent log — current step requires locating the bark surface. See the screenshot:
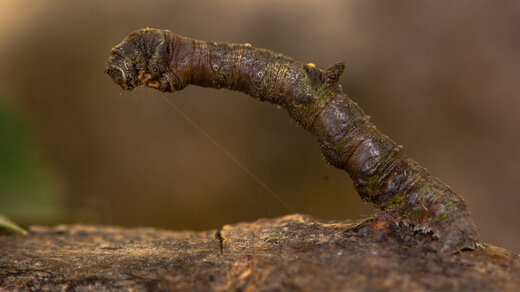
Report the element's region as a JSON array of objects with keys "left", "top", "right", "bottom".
[{"left": 1, "top": 215, "right": 518, "bottom": 291}]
